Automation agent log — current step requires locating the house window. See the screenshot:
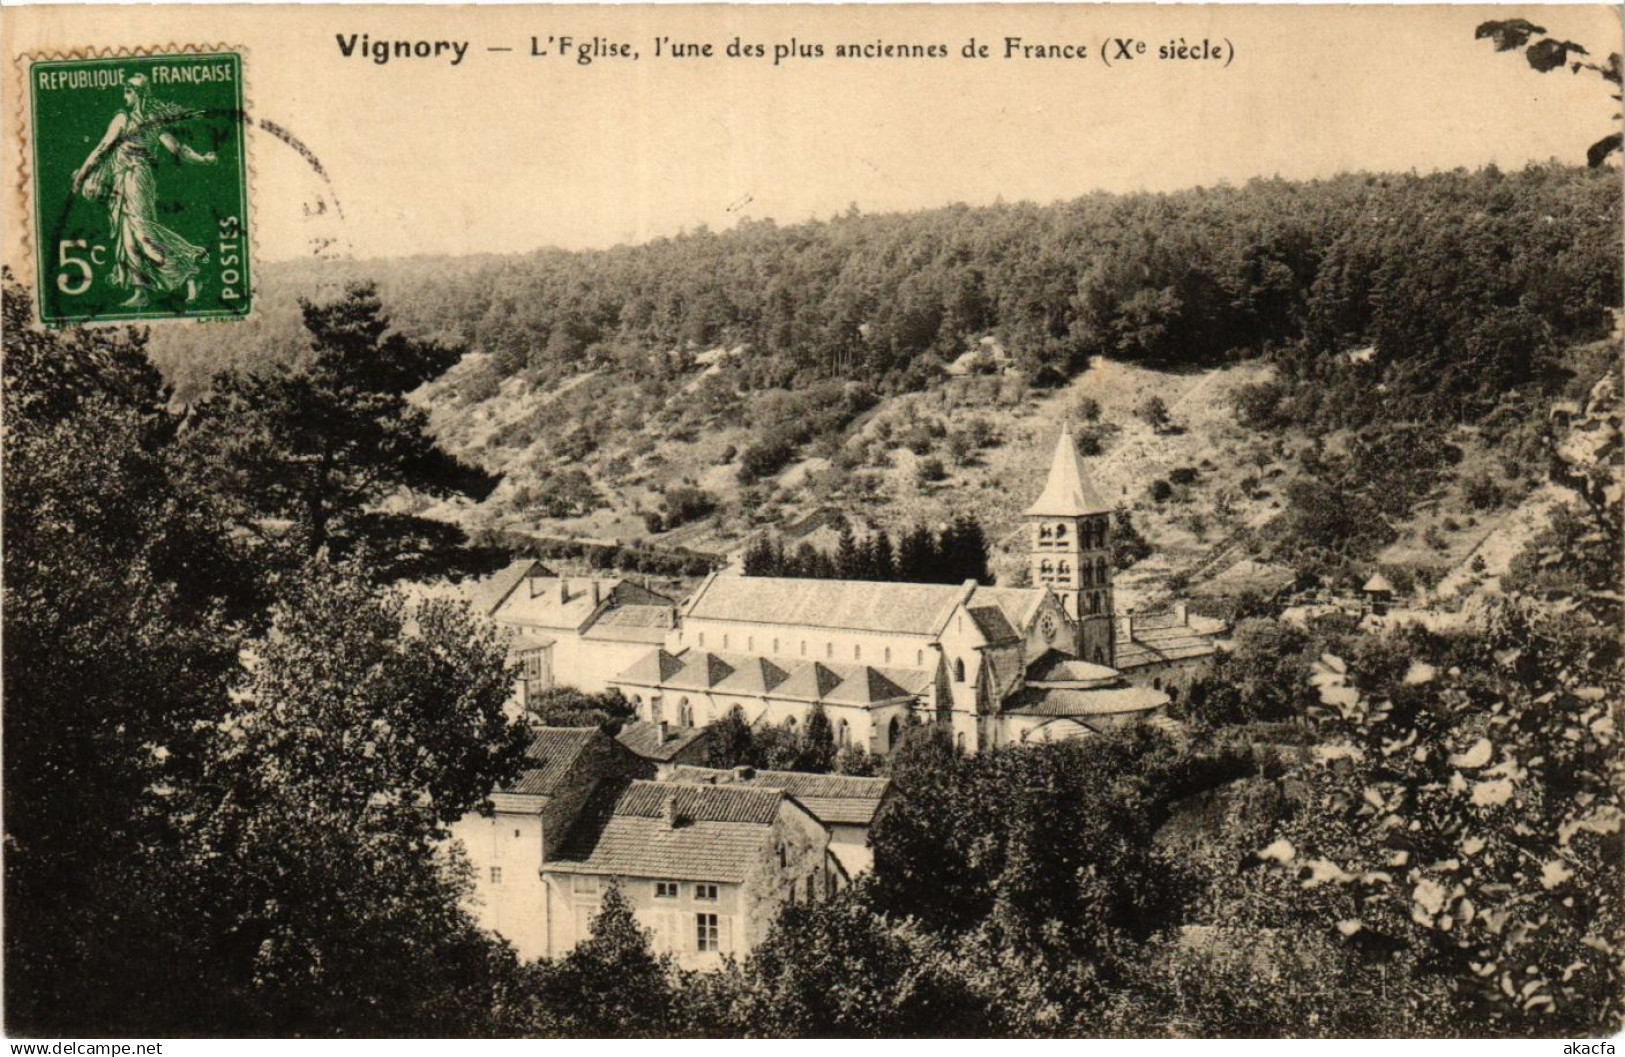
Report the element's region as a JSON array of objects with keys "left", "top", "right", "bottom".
[
  {"left": 651, "top": 698, "right": 664, "bottom": 722},
  {"left": 490, "top": 867, "right": 503, "bottom": 885},
  {"left": 514, "top": 829, "right": 522, "bottom": 838},
  {"left": 571, "top": 875, "right": 597, "bottom": 895},
  {"left": 1055, "top": 523, "right": 1067, "bottom": 540},
  {"left": 801, "top": 641, "right": 808, "bottom": 656},
  {"left": 825, "top": 642, "right": 833, "bottom": 659},
  {"left": 698, "top": 632, "right": 705, "bottom": 647},
  {"left": 747, "top": 637, "right": 754, "bottom": 651},
  {"left": 916, "top": 650, "right": 924, "bottom": 666},
  {"left": 884, "top": 647, "right": 892, "bottom": 663},
  {"left": 773, "top": 638, "right": 779, "bottom": 653},
  {"left": 696, "top": 913, "right": 719, "bottom": 952},
  {"left": 956, "top": 732, "right": 965, "bottom": 752},
  {"left": 806, "top": 875, "right": 816, "bottom": 902},
  {"left": 655, "top": 882, "right": 679, "bottom": 900},
  {"left": 678, "top": 699, "right": 693, "bottom": 726},
  {"left": 854, "top": 645, "right": 861, "bottom": 661},
  {"left": 1039, "top": 525, "right": 1053, "bottom": 540},
  {"left": 838, "top": 719, "right": 850, "bottom": 747},
  {"left": 778, "top": 845, "right": 786, "bottom": 868},
  {"left": 695, "top": 883, "right": 718, "bottom": 902},
  {"left": 954, "top": 658, "right": 966, "bottom": 683},
  {"left": 723, "top": 634, "right": 730, "bottom": 649}
]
